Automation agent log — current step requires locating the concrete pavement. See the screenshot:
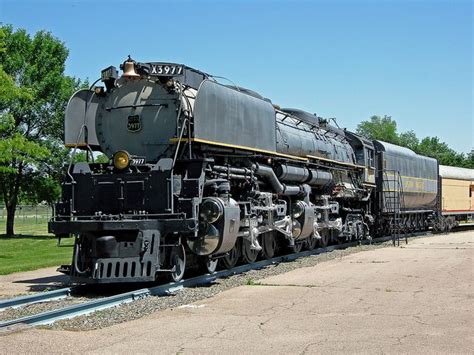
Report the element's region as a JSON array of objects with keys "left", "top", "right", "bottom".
[
  {"left": 1, "top": 231, "right": 473, "bottom": 354},
  {"left": 0, "top": 267, "right": 68, "bottom": 297}
]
